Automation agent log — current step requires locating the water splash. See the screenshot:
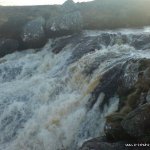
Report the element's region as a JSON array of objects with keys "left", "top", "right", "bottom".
[{"left": 1, "top": 30, "right": 150, "bottom": 150}]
